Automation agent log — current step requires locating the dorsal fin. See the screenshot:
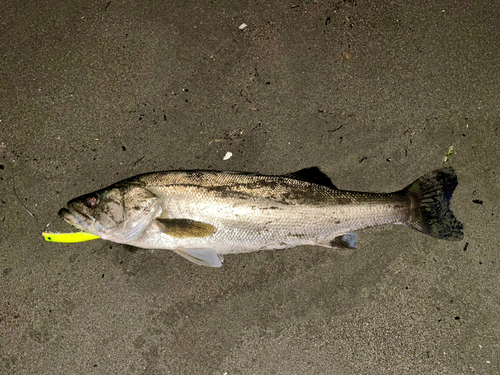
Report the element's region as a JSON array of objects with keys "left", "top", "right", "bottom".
[{"left": 282, "top": 167, "right": 337, "bottom": 189}]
